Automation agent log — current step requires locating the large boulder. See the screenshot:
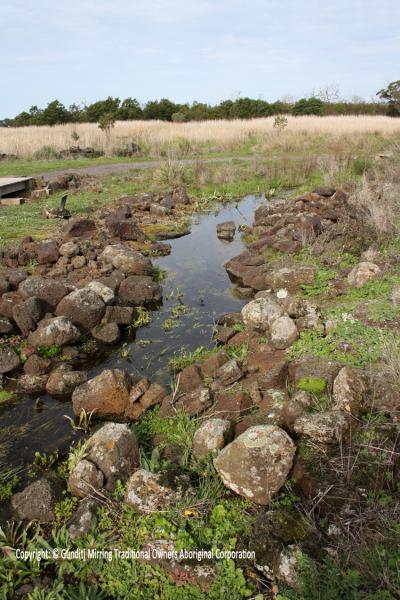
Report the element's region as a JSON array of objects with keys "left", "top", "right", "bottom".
[
  {"left": 18, "top": 277, "right": 70, "bottom": 310},
  {"left": 55, "top": 288, "right": 105, "bottom": 331},
  {"left": 106, "top": 216, "right": 147, "bottom": 242},
  {"left": 91, "top": 322, "right": 120, "bottom": 344},
  {"left": 347, "top": 262, "right": 381, "bottom": 288},
  {"left": 100, "top": 244, "right": 153, "bottom": 275},
  {"left": 86, "top": 422, "right": 140, "bottom": 490},
  {"left": 17, "top": 373, "right": 48, "bottom": 394},
  {"left": 72, "top": 368, "right": 131, "bottom": 416},
  {"left": 241, "top": 297, "right": 283, "bottom": 331},
  {"left": 214, "top": 425, "right": 295, "bottom": 504},
  {"left": 28, "top": 316, "right": 81, "bottom": 348},
  {"left": 0, "top": 347, "right": 21, "bottom": 373},
  {"left": 118, "top": 276, "right": 162, "bottom": 306},
  {"left": 11, "top": 474, "right": 64, "bottom": 522}
]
